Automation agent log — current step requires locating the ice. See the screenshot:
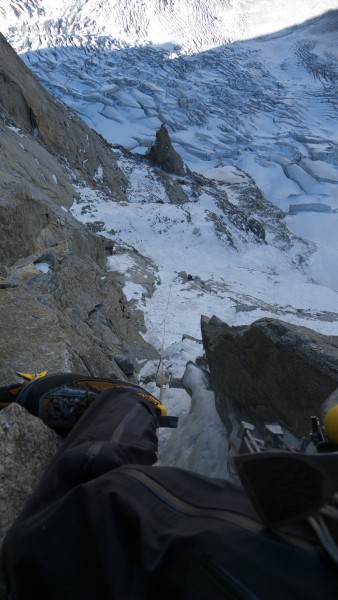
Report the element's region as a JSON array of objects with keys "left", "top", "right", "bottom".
[
  {"left": 157, "top": 362, "right": 229, "bottom": 479},
  {"left": 34, "top": 262, "right": 51, "bottom": 273}
]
